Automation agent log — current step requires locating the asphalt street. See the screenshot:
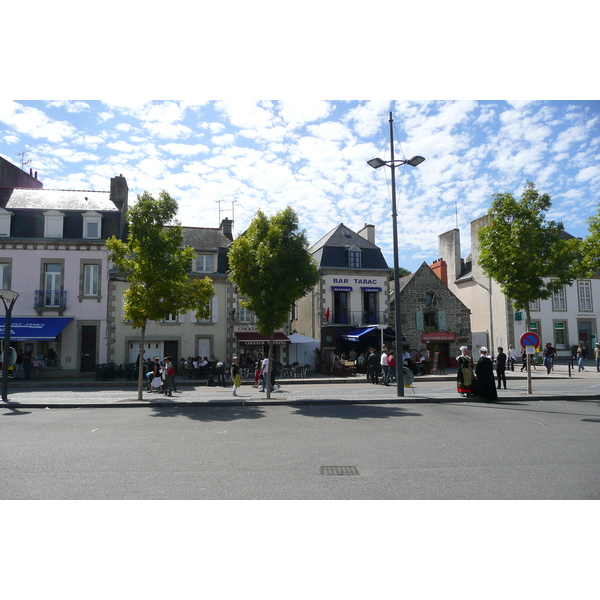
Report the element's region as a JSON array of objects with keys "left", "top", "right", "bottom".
[{"left": 2, "top": 397, "right": 598, "bottom": 499}]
